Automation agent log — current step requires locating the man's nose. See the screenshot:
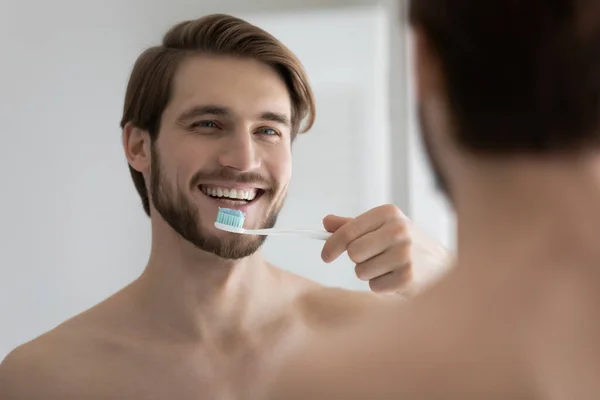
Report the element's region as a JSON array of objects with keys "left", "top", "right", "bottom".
[{"left": 218, "top": 130, "right": 261, "bottom": 172}]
